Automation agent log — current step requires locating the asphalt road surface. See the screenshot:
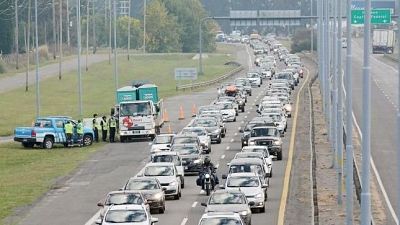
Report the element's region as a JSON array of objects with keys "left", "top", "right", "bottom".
[
  {"left": 16, "top": 45, "right": 309, "bottom": 225},
  {"left": 349, "top": 38, "right": 398, "bottom": 224}
]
